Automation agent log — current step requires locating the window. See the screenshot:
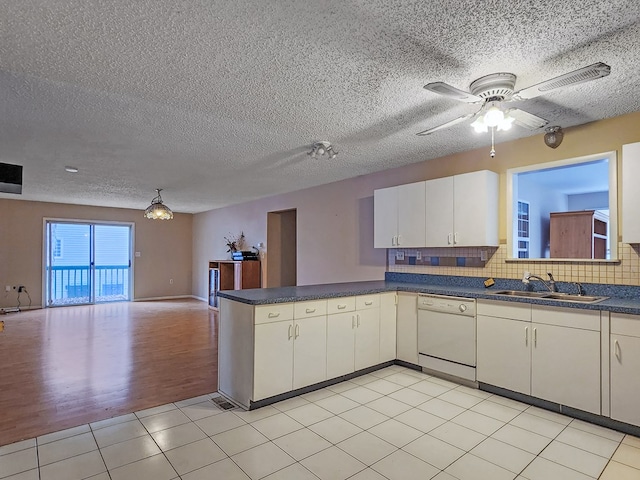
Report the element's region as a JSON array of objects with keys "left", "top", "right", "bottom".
[
  {"left": 517, "top": 201, "right": 530, "bottom": 259},
  {"left": 507, "top": 151, "right": 618, "bottom": 260}
]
